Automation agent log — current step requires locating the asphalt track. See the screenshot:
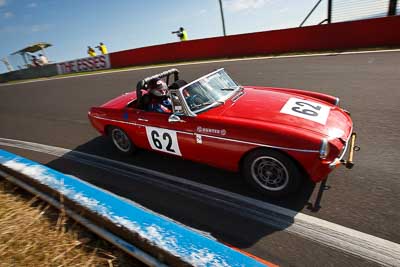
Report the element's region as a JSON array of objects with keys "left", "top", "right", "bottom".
[{"left": 0, "top": 51, "right": 399, "bottom": 266}]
